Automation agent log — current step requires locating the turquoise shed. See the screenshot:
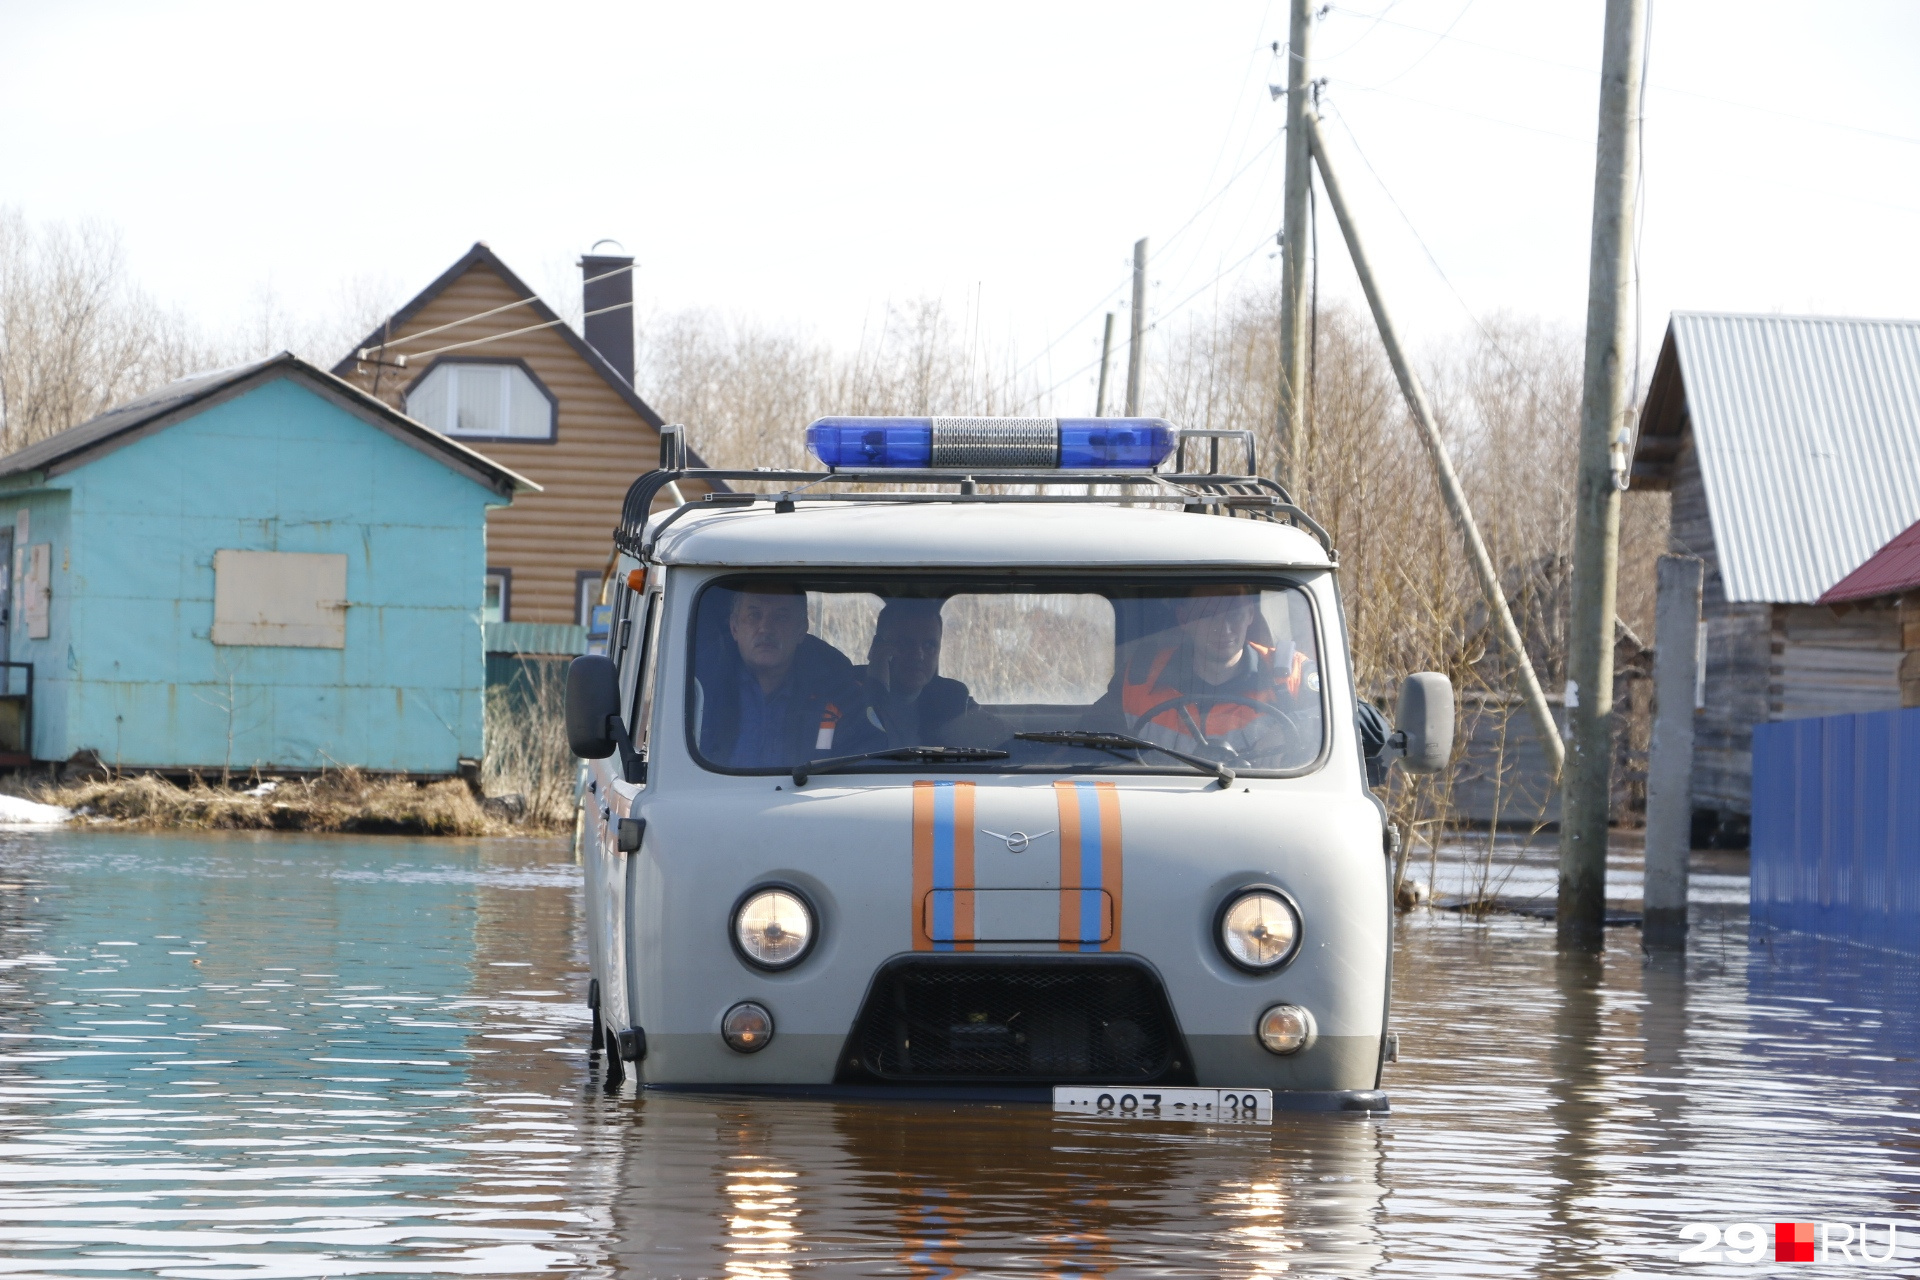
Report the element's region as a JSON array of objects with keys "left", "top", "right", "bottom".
[{"left": 0, "top": 353, "right": 535, "bottom": 774}]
